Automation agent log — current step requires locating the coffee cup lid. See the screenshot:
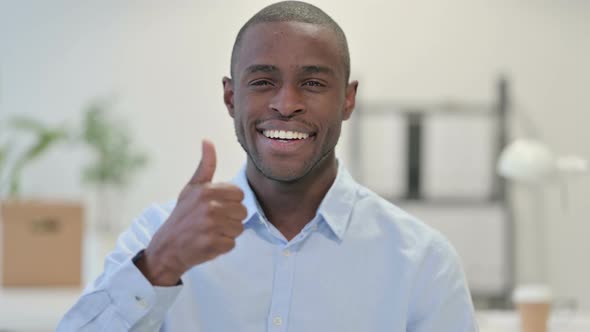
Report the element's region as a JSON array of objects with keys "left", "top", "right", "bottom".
[{"left": 512, "top": 284, "right": 552, "bottom": 303}]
